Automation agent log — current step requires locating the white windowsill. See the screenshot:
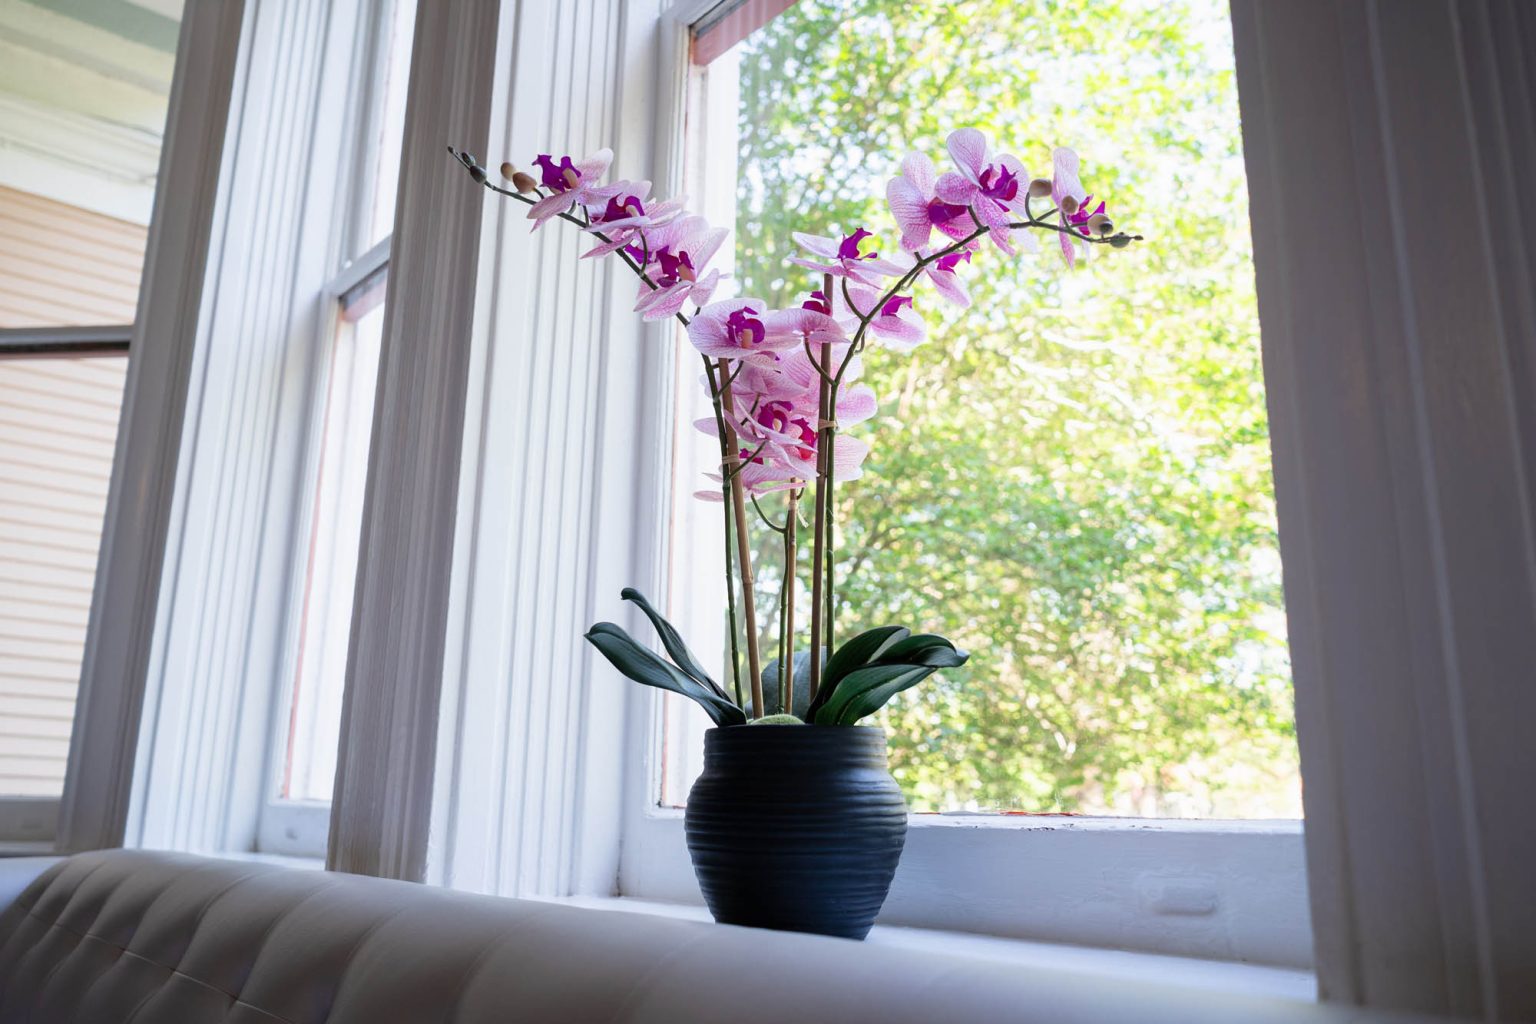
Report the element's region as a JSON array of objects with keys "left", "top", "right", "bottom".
[
  {"left": 0, "top": 842, "right": 54, "bottom": 857},
  {"left": 538, "top": 894, "right": 1317, "bottom": 1002}
]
